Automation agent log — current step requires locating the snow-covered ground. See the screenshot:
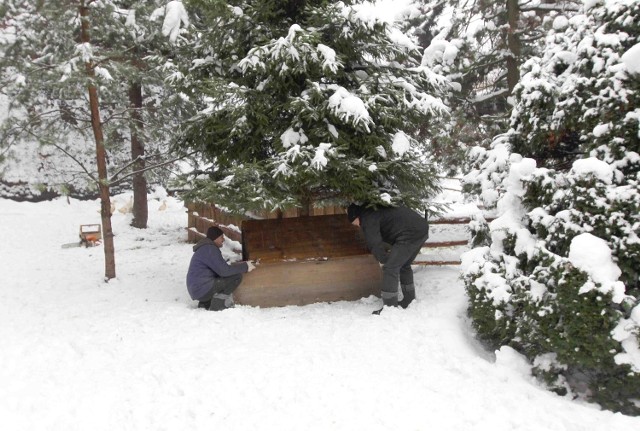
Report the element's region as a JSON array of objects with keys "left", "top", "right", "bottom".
[{"left": 1, "top": 188, "right": 639, "bottom": 431}]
